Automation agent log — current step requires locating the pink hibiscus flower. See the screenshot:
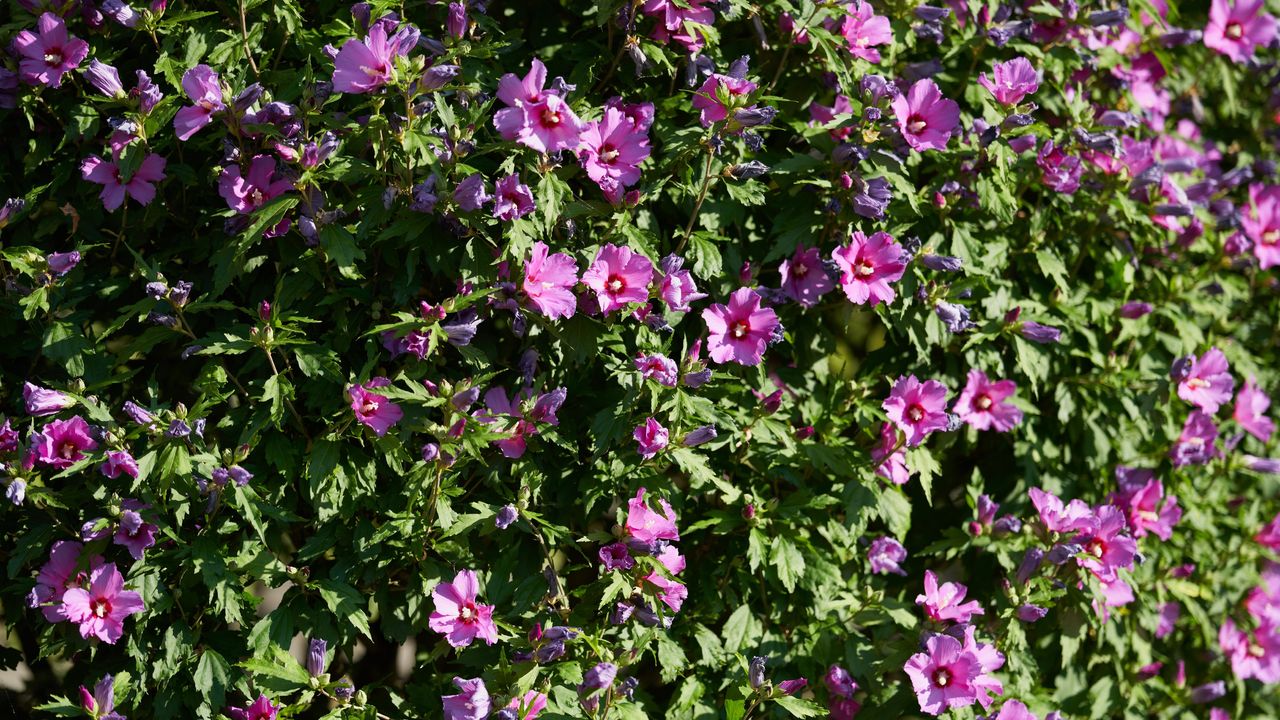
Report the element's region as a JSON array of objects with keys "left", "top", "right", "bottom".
[
  {"left": 691, "top": 74, "right": 758, "bottom": 127},
  {"left": 61, "top": 563, "right": 146, "bottom": 644},
  {"left": 872, "top": 421, "right": 911, "bottom": 485},
  {"left": 625, "top": 487, "right": 680, "bottom": 542},
  {"left": 1204, "top": 0, "right": 1277, "bottom": 62},
  {"left": 1176, "top": 347, "right": 1235, "bottom": 412},
  {"left": 883, "top": 375, "right": 950, "bottom": 447},
  {"left": 14, "top": 13, "right": 89, "bottom": 88},
  {"left": 831, "top": 230, "right": 907, "bottom": 306},
  {"left": 582, "top": 244, "right": 653, "bottom": 314},
  {"left": 891, "top": 79, "right": 960, "bottom": 152},
  {"left": 81, "top": 153, "right": 167, "bottom": 213},
  {"left": 522, "top": 241, "right": 579, "bottom": 320},
  {"left": 952, "top": 370, "right": 1022, "bottom": 432},
  {"left": 977, "top": 57, "right": 1040, "bottom": 105},
  {"left": 331, "top": 23, "right": 402, "bottom": 94},
  {"left": 348, "top": 379, "right": 404, "bottom": 436},
  {"left": 493, "top": 58, "right": 585, "bottom": 153},
  {"left": 429, "top": 570, "right": 499, "bottom": 648},
  {"left": 916, "top": 570, "right": 985, "bottom": 623},
  {"left": 1235, "top": 375, "right": 1276, "bottom": 442},
  {"left": 839, "top": 1, "right": 893, "bottom": 63},
  {"left": 779, "top": 245, "right": 835, "bottom": 308},
  {"left": 701, "top": 287, "right": 781, "bottom": 366},
  {"left": 173, "top": 65, "right": 225, "bottom": 141}
]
